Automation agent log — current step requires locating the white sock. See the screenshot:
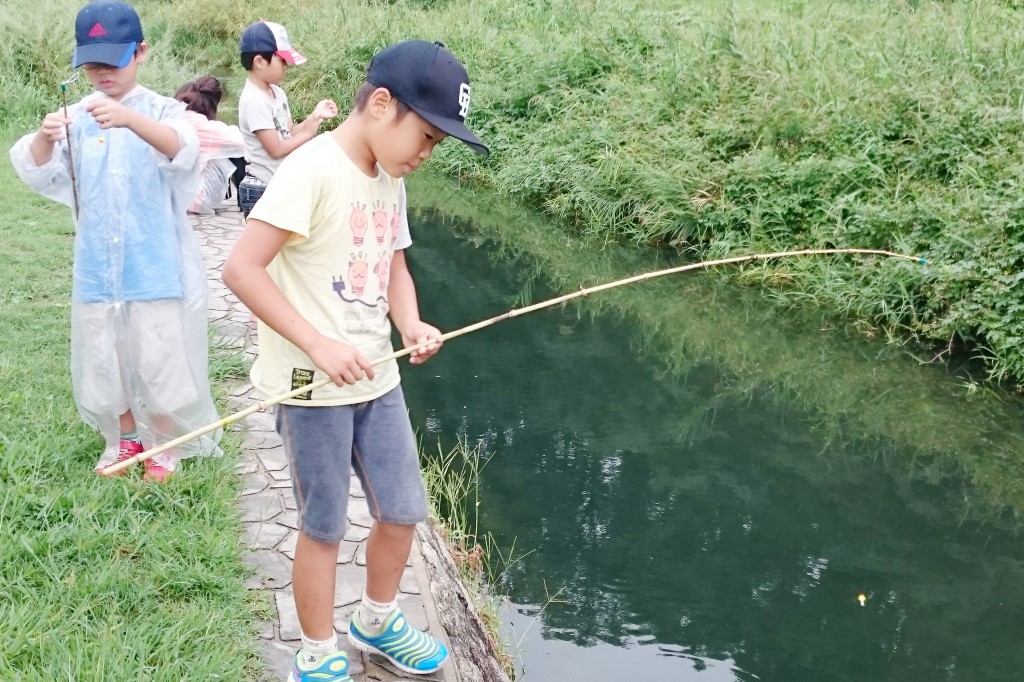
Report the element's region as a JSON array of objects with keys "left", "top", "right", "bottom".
[
  {"left": 357, "top": 593, "right": 397, "bottom": 635},
  {"left": 299, "top": 632, "right": 338, "bottom": 667}
]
